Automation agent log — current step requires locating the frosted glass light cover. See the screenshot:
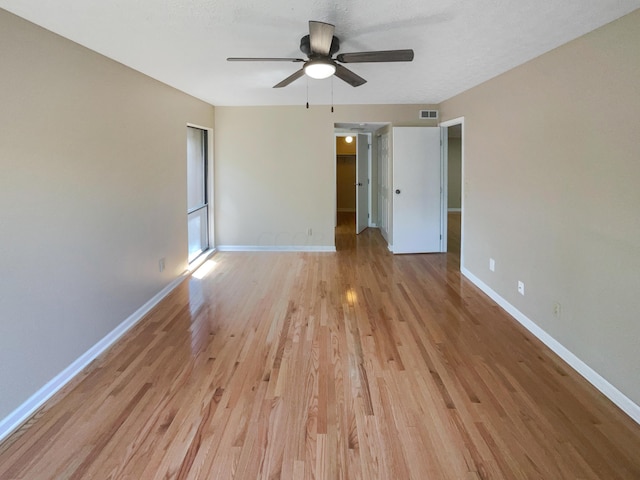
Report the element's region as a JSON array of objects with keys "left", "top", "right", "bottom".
[{"left": 304, "top": 61, "right": 336, "bottom": 79}]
